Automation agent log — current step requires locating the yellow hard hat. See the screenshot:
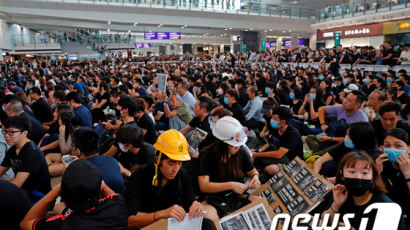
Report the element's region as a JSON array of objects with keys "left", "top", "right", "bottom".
[
  {"left": 152, "top": 129, "right": 190, "bottom": 186},
  {"left": 153, "top": 129, "right": 191, "bottom": 161}
]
